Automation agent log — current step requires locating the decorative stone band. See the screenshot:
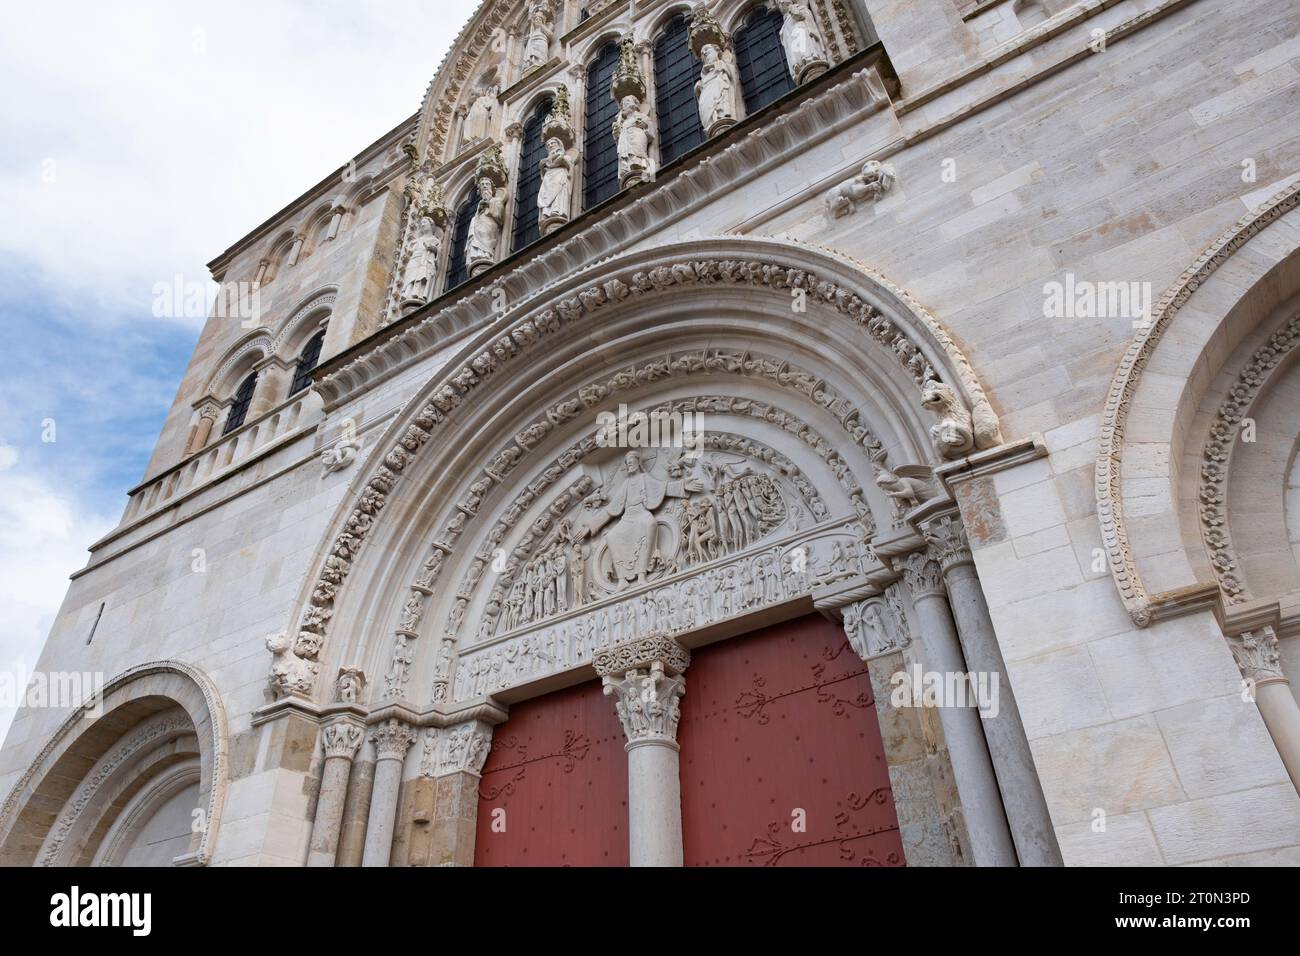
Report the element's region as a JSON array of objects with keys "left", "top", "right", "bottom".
[
  {"left": 1096, "top": 180, "right": 1300, "bottom": 627},
  {"left": 369, "top": 719, "right": 416, "bottom": 762},
  {"left": 1197, "top": 311, "right": 1300, "bottom": 607},
  {"left": 598, "top": 641, "right": 689, "bottom": 748},
  {"left": 322, "top": 721, "right": 365, "bottom": 760},
  {"left": 593, "top": 633, "right": 691, "bottom": 679},
  {"left": 451, "top": 521, "right": 871, "bottom": 700},
  {"left": 1227, "top": 627, "right": 1286, "bottom": 686}
]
